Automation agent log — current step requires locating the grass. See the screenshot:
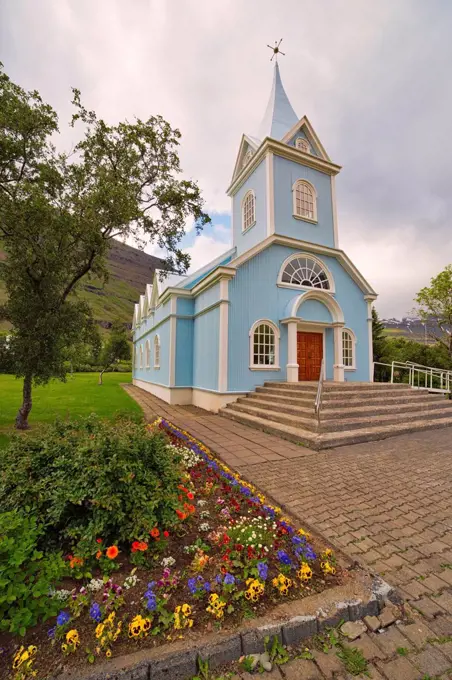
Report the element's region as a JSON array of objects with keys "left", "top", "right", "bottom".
[{"left": 0, "top": 372, "right": 141, "bottom": 449}]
